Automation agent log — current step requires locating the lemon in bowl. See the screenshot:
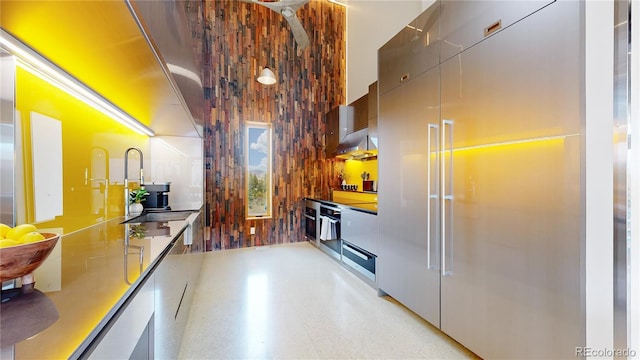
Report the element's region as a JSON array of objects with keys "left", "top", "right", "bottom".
[{"left": 0, "top": 223, "right": 60, "bottom": 287}]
